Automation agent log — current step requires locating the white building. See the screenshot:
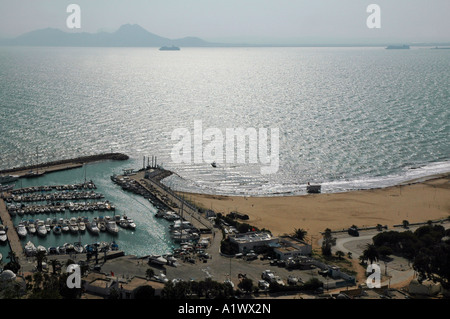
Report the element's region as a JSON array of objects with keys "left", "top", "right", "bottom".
[{"left": 229, "top": 231, "right": 279, "bottom": 253}]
